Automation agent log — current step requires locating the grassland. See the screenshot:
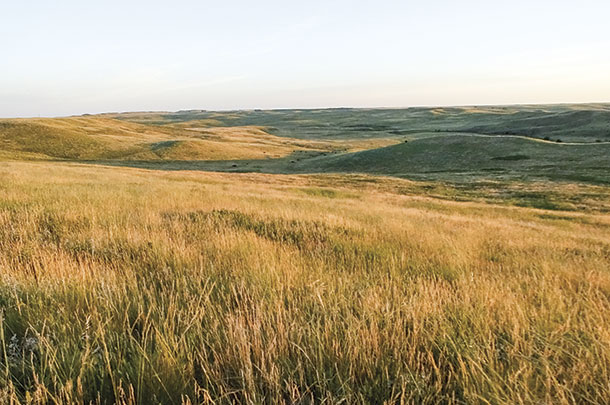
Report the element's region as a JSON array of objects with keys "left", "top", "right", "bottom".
[
  {"left": 1, "top": 104, "right": 610, "bottom": 403},
  {"left": 108, "top": 103, "right": 610, "bottom": 143},
  {"left": 0, "top": 117, "right": 358, "bottom": 162}
]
